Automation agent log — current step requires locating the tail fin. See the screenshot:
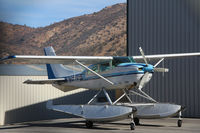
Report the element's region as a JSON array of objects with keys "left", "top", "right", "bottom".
[{"left": 44, "top": 46, "right": 71, "bottom": 79}]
